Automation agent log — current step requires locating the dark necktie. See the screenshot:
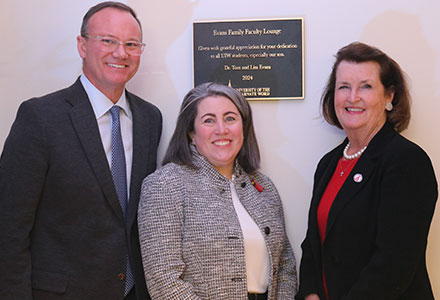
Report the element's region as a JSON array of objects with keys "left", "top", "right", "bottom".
[{"left": 109, "top": 105, "right": 135, "bottom": 295}]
